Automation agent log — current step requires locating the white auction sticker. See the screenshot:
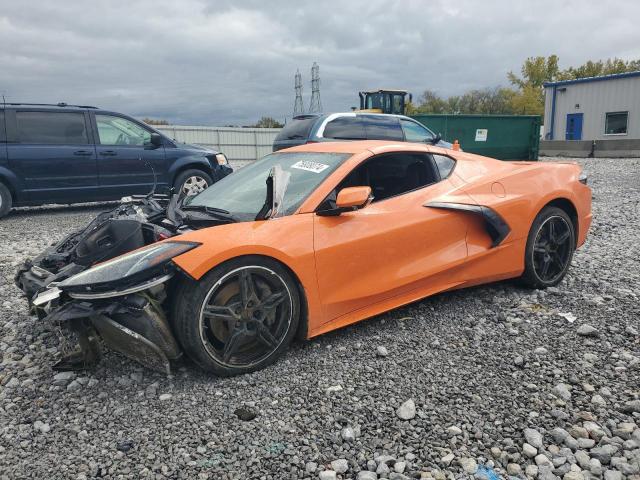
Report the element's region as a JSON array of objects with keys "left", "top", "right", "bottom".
[{"left": 291, "top": 160, "right": 330, "bottom": 173}]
